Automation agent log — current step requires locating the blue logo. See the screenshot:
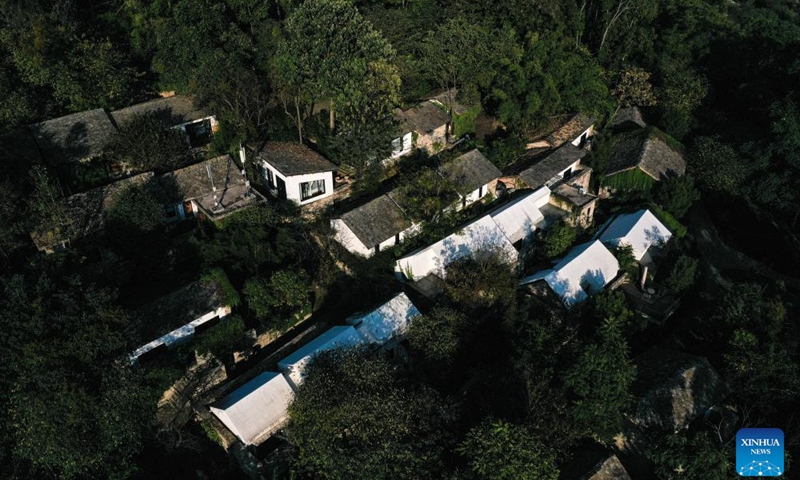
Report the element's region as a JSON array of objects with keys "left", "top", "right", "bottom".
[{"left": 737, "top": 428, "right": 784, "bottom": 476}]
